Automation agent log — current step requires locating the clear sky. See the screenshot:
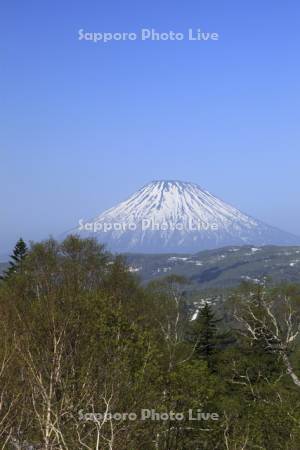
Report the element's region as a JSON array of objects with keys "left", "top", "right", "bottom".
[{"left": 1, "top": 0, "right": 300, "bottom": 258}]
